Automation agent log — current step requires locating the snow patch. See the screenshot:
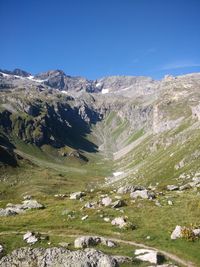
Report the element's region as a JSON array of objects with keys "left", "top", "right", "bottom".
[
  {"left": 102, "top": 89, "right": 109, "bottom": 94},
  {"left": 113, "top": 172, "right": 124, "bottom": 177},
  {"left": 0, "top": 72, "right": 9, "bottom": 77},
  {"left": 61, "top": 90, "right": 68, "bottom": 94},
  {"left": 96, "top": 82, "right": 102, "bottom": 88},
  {"left": 27, "top": 76, "right": 45, "bottom": 83}
]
